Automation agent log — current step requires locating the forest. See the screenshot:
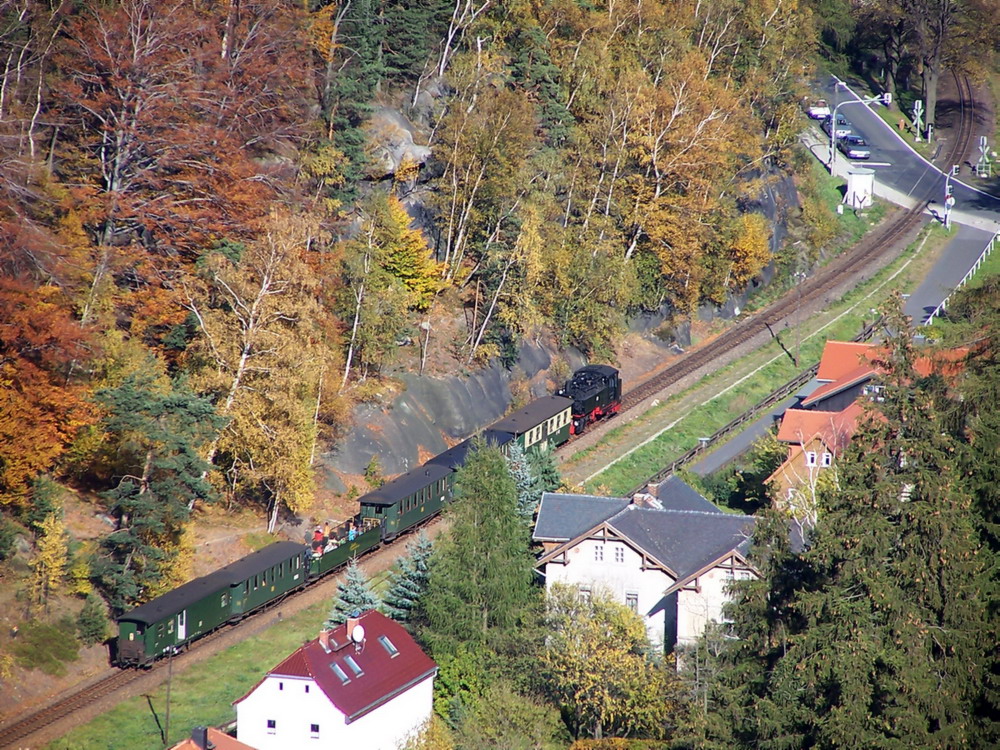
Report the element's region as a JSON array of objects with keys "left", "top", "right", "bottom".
[{"left": 0, "top": 0, "right": 997, "bottom": 737}]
